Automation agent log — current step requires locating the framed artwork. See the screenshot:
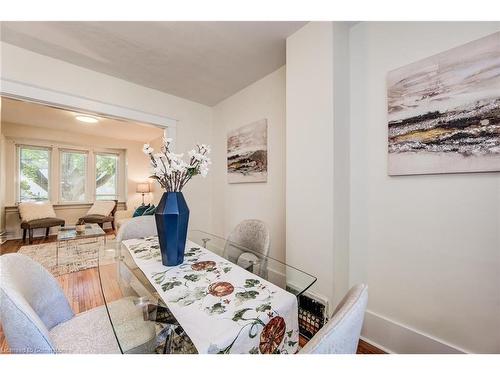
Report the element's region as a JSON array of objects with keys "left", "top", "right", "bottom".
[
  {"left": 227, "top": 119, "right": 268, "bottom": 183},
  {"left": 387, "top": 32, "right": 500, "bottom": 175}
]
